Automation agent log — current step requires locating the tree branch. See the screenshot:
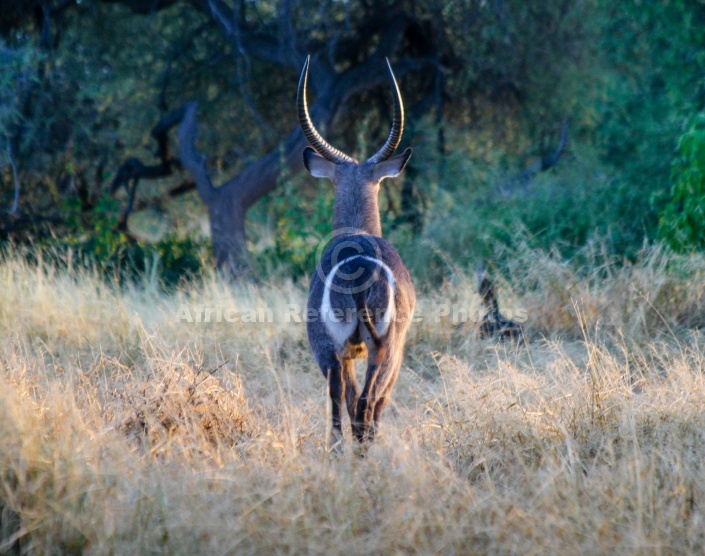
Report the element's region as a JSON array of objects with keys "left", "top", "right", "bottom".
[
  {"left": 541, "top": 117, "right": 571, "bottom": 170},
  {"left": 99, "top": 0, "right": 185, "bottom": 15},
  {"left": 174, "top": 6, "right": 440, "bottom": 274},
  {"left": 111, "top": 103, "right": 188, "bottom": 228},
  {"left": 499, "top": 118, "right": 572, "bottom": 196},
  {"left": 6, "top": 142, "right": 20, "bottom": 215},
  {"left": 207, "top": 0, "right": 301, "bottom": 70},
  {"left": 177, "top": 101, "right": 218, "bottom": 205}
]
